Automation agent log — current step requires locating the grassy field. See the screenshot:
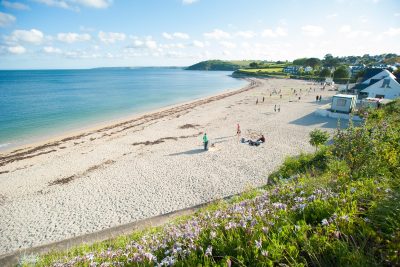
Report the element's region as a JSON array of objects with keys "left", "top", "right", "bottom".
[{"left": 22, "top": 100, "right": 400, "bottom": 266}]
